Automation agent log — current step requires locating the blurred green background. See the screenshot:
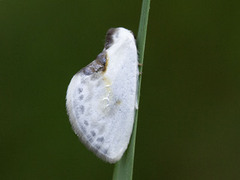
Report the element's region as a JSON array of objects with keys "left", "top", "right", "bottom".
[{"left": 1, "top": 0, "right": 240, "bottom": 179}]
